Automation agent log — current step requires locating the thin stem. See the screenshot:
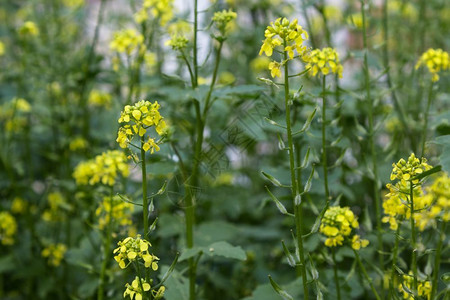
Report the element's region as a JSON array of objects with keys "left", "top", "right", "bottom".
[
  {"left": 354, "top": 249, "right": 381, "bottom": 300},
  {"left": 361, "top": 2, "right": 384, "bottom": 294},
  {"left": 98, "top": 188, "right": 114, "bottom": 300},
  {"left": 430, "top": 222, "right": 446, "bottom": 299},
  {"left": 409, "top": 181, "right": 418, "bottom": 296},
  {"left": 332, "top": 248, "right": 341, "bottom": 300},
  {"left": 140, "top": 137, "right": 149, "bottom": 239},
  {"left": 322, "top": 75, "right": 330, "bottom": 204},
  {"left": 193, "top": 0, "right": 198, "bottom": 88},
  {"left": 389, "top": 226, "right": 401, "bottom": 298},
  {"left": 284, "top": 45, "right": 309, "bottom": 299},
  {"left": 420, "top": 82, "right": 434, "bottom": 160}
]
